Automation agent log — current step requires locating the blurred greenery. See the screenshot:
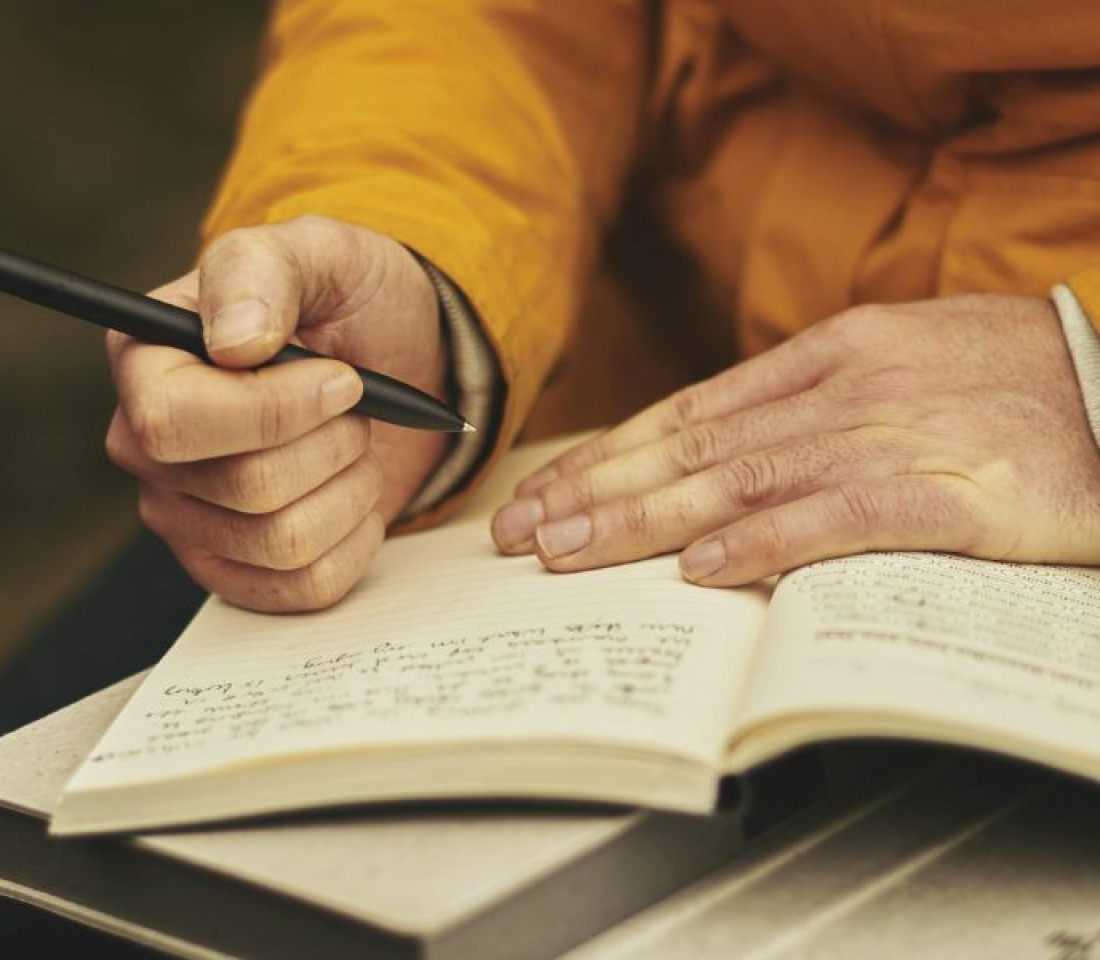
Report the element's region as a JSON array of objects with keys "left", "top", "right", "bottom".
[{"left": 0, "top": 3, "right": 268, "bottom": 662}]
